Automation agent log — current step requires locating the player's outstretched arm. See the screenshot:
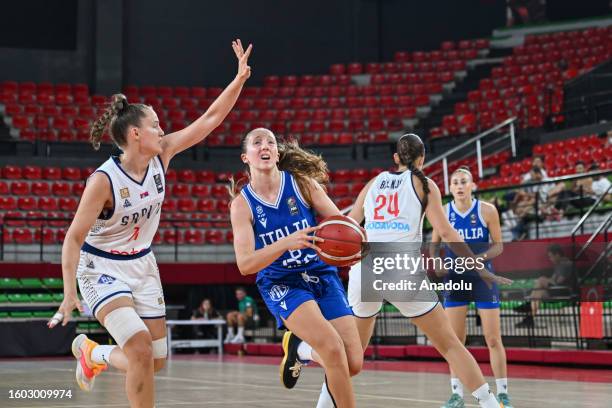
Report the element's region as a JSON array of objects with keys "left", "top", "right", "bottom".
[
  {"left": 160, "top": 39, "right": 252, "bottom": 167},
  {"left": 230, "top": 195, "right": 323, "bottom": 275},
  {"left": 49, "top": 173, "right": 112, "bottom": 328}
]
